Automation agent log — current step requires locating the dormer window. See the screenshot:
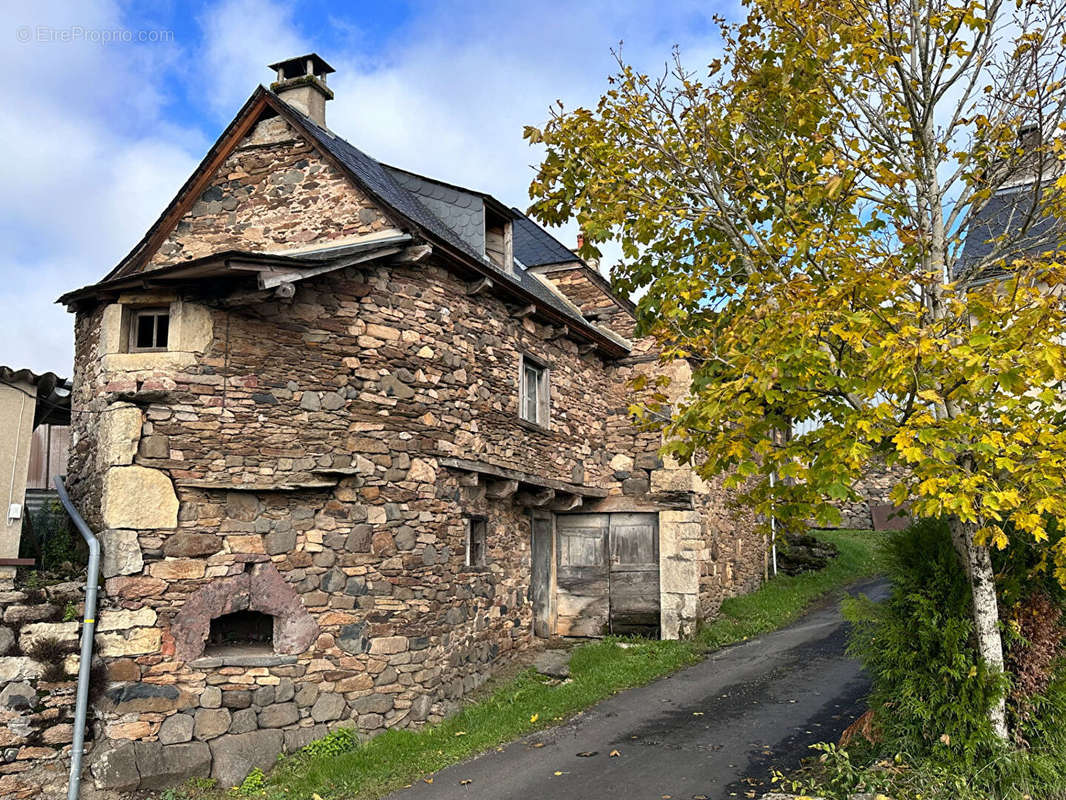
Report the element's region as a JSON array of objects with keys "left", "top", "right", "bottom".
[
  {"left": 129, "top": 308, "right": 170, "bottom": 352},
  {"left": 485, "top": 207, "right": 513, "bottom": 269}
]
